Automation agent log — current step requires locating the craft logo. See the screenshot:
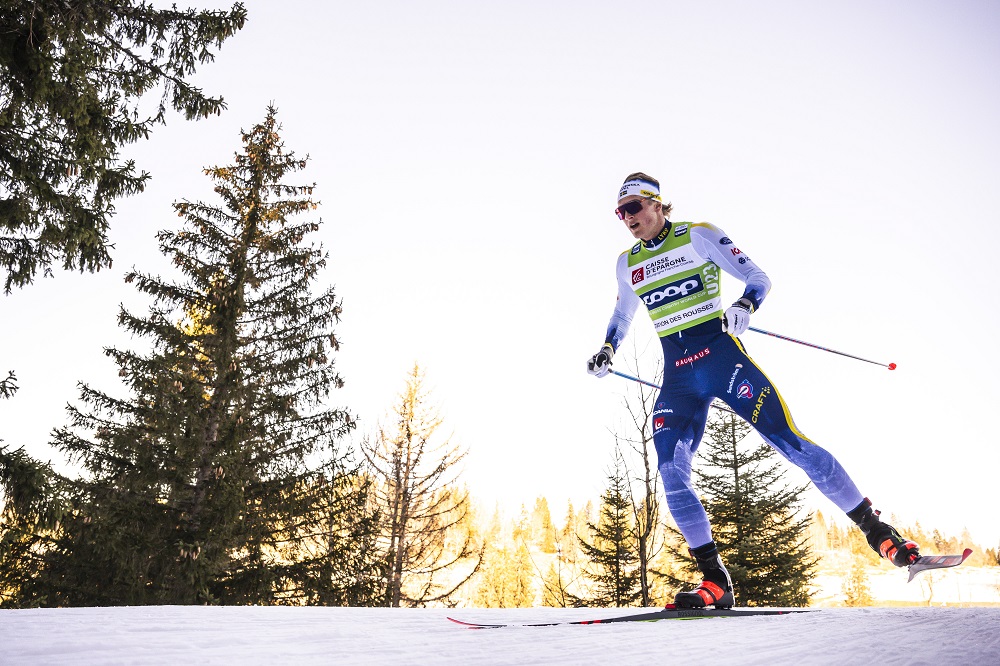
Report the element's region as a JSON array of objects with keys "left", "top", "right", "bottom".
[
  {"left": 719, "top": 237, "right": 733, "bottom": 245},
  {"left": 726, "top": 363, "right": 744, "bottom": 393},
  {"left": 653, "top": 417, "right": 665, "bottom": 430},
  {"left": 631, "top": 267, "right": 645, "bottom": 284},
  {"left": 641, "top": 274, "right": 704, "bottom": 308},
  {"left": 736, "top": 379, "right": 754, "bottom": 400},
  {"left": 751, "top": 386, "right": 772, "bottom": 424},
  {"left": 674, "top": 224, "right": 689, "bottom": 237},
  {"left": 675, "top": 347, "right": 711, "bottom": 367}
]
